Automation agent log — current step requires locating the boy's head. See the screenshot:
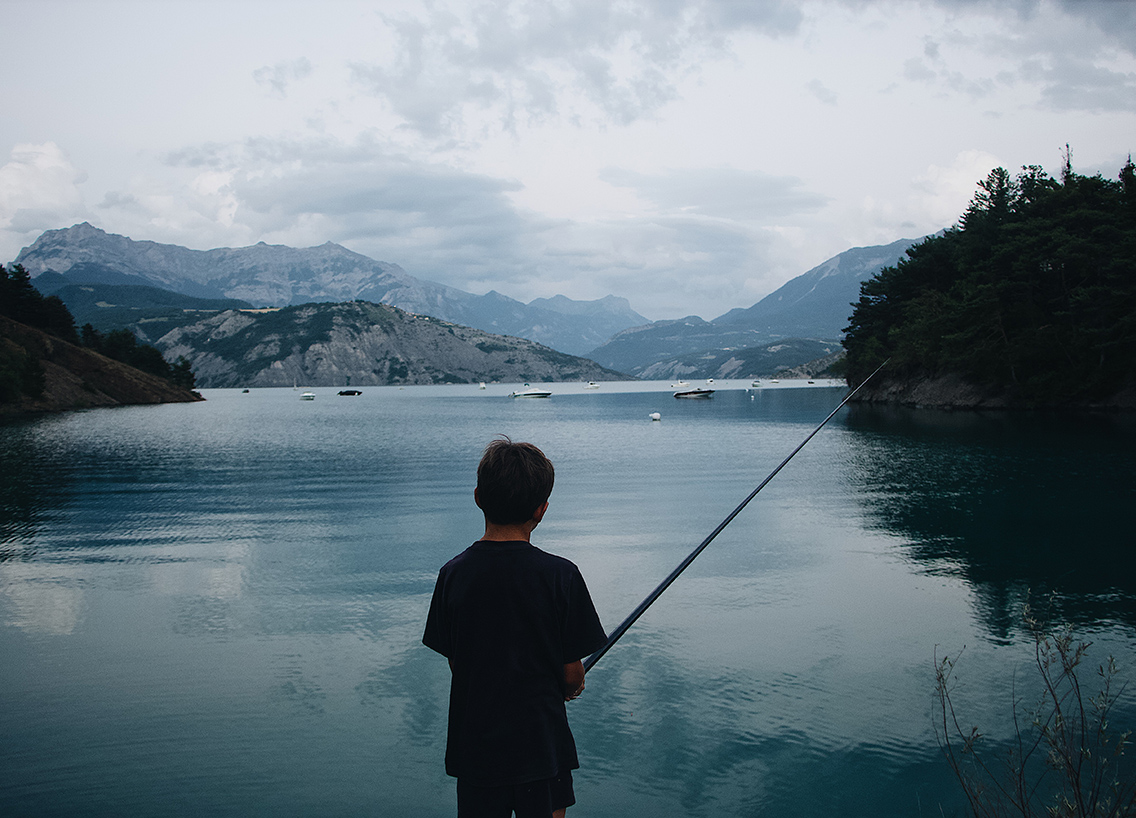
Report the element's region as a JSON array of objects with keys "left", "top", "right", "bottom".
[{"left": 476, "top": 437, "right": 555, "bottom": 525}]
